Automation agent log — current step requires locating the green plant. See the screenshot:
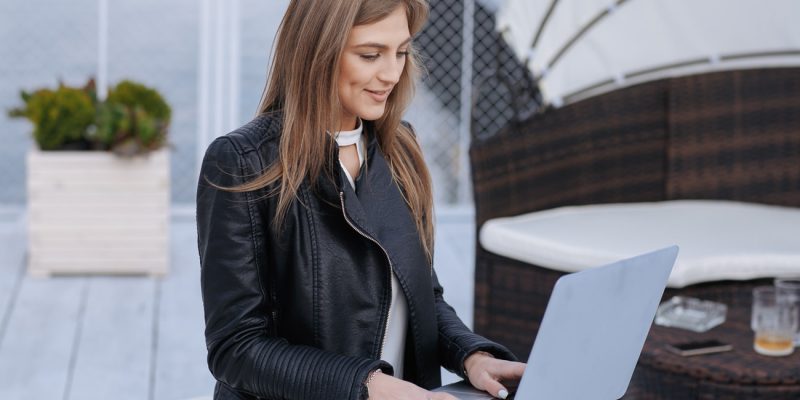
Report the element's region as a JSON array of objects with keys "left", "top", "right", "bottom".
[
  {"left": 8, "top": 82, "right": 95, "bottom": 150},
  {"left": 104, "top": 80, "right": 171, "bottom": 155},
  {"left": 9, "top": 78, "right": 171, "bottom": 156}
]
